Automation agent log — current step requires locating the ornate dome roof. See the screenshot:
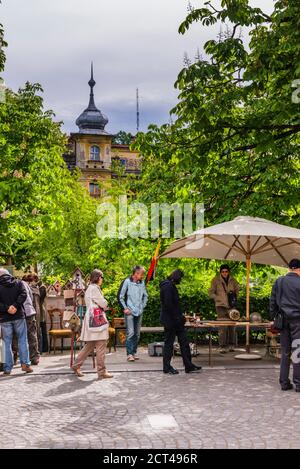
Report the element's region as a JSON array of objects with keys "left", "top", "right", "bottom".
[{"left": 76, "top": 64, "right": 109, "bottom": 134}]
